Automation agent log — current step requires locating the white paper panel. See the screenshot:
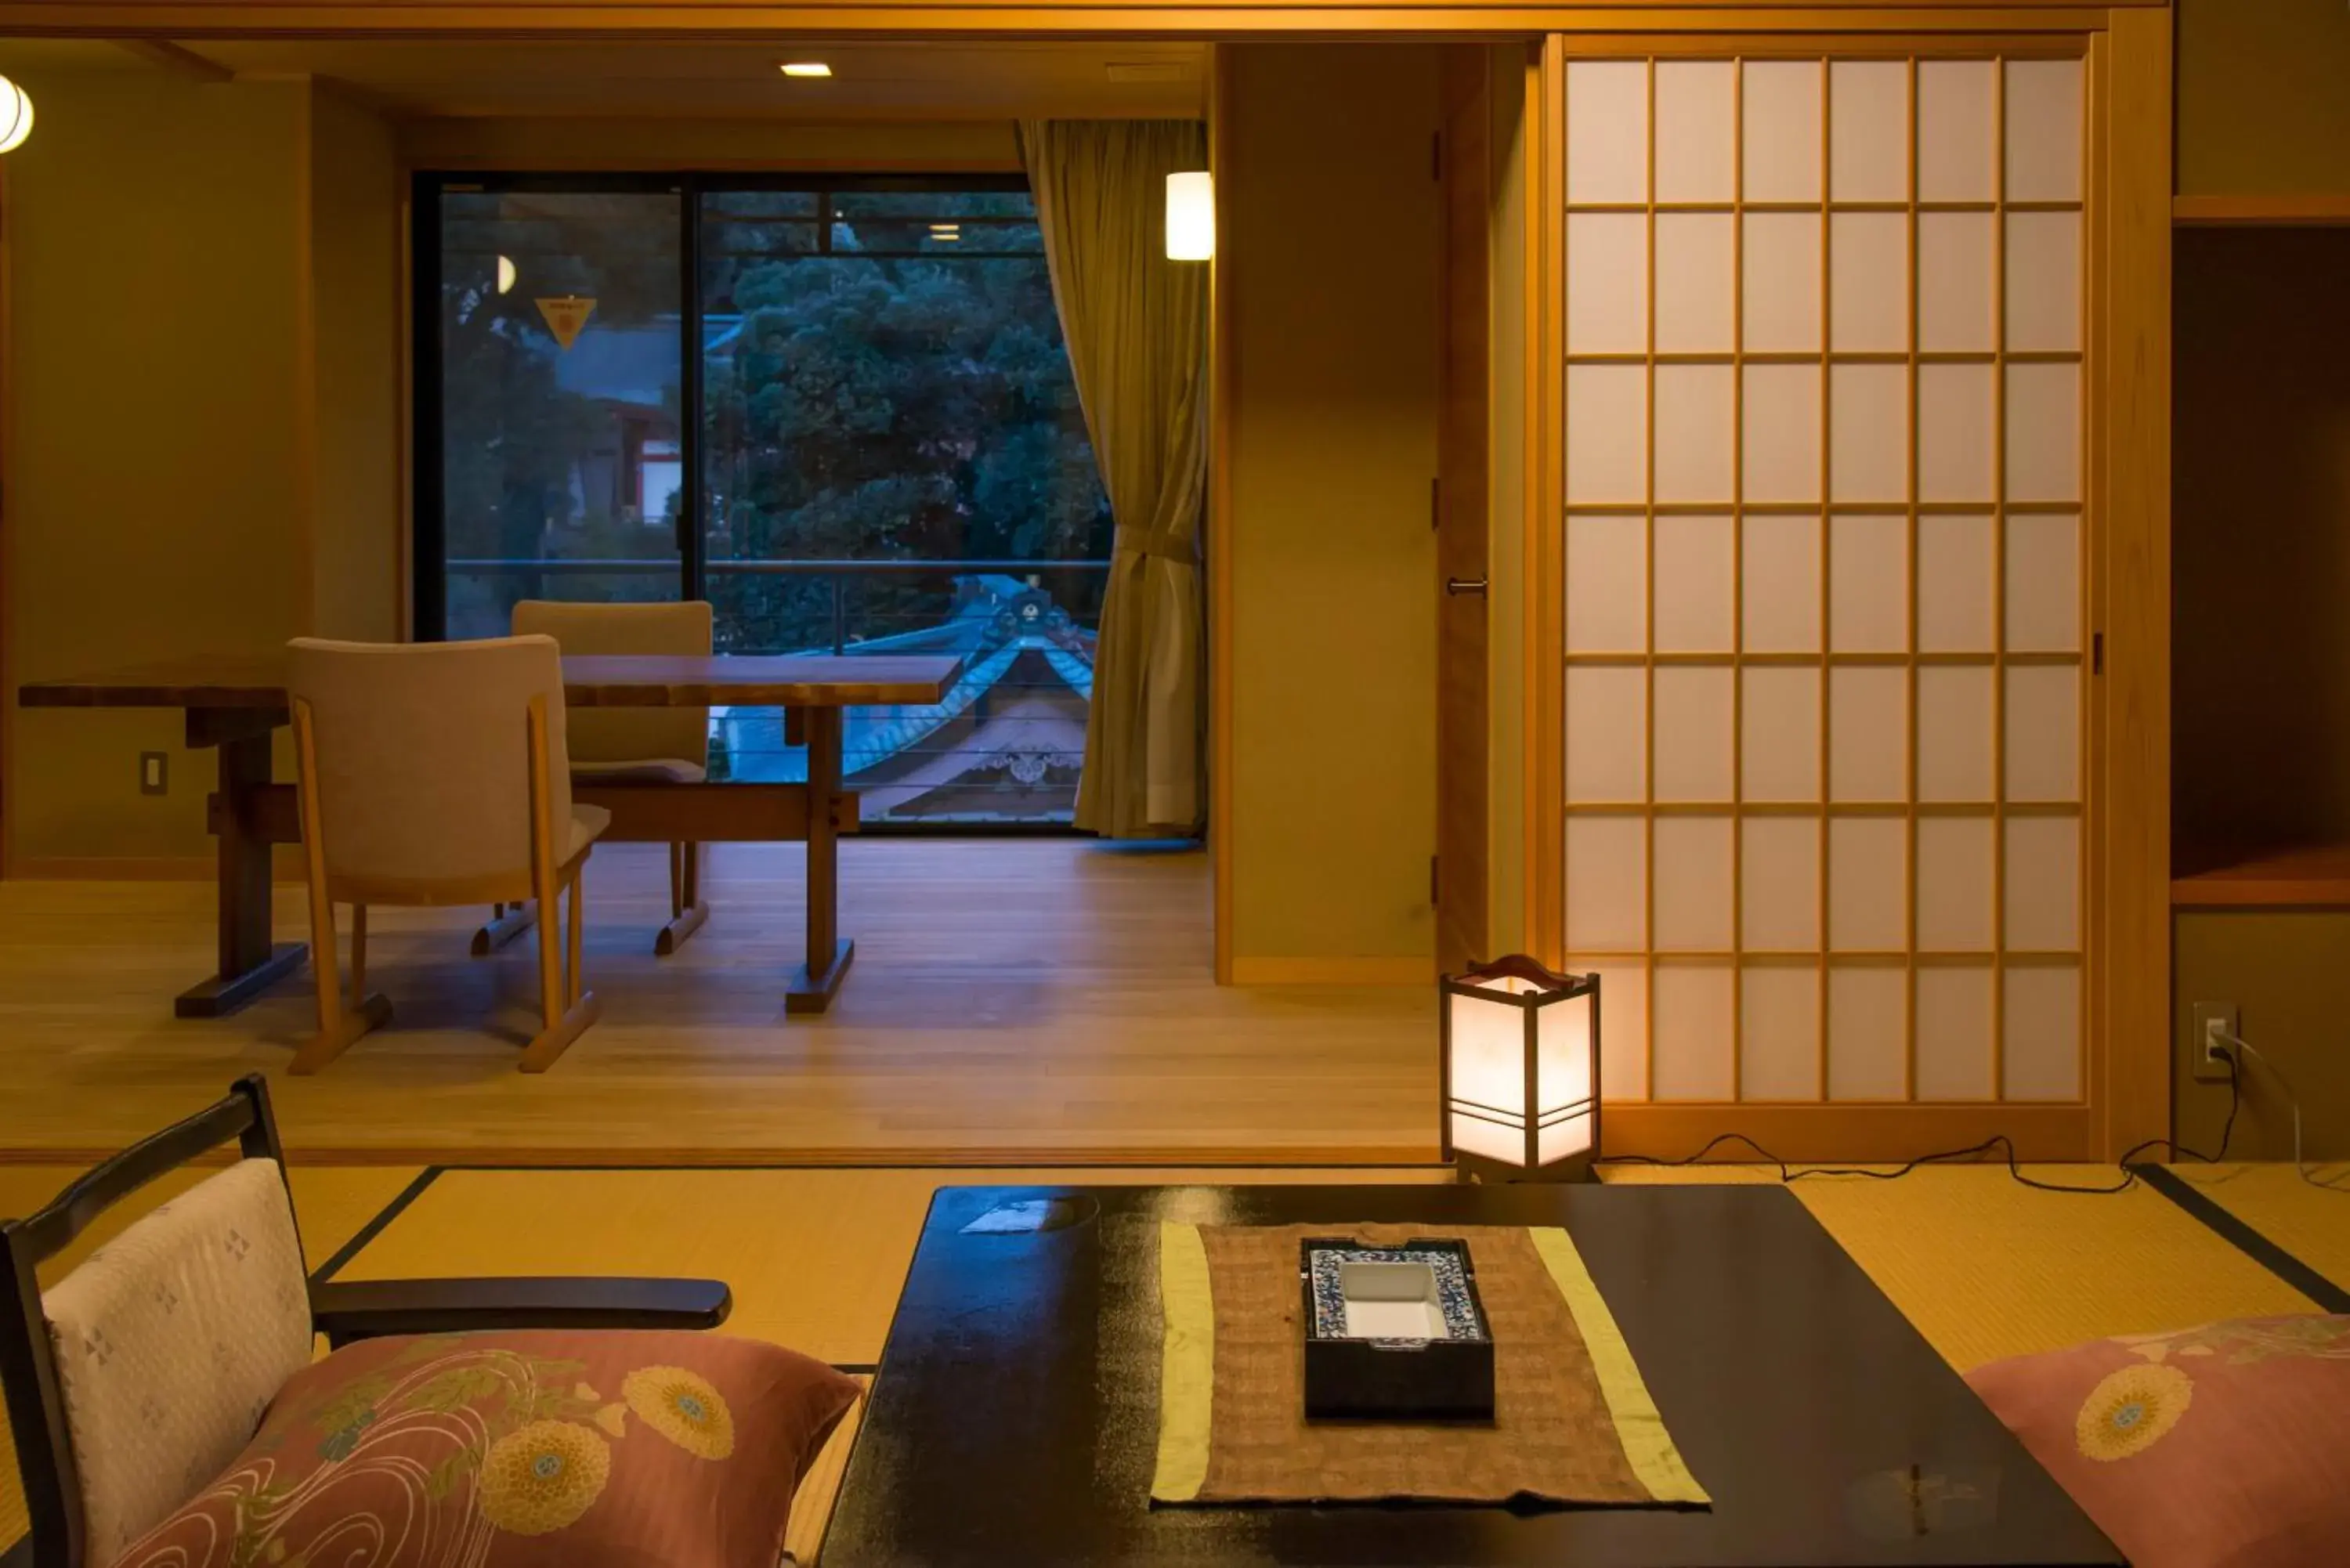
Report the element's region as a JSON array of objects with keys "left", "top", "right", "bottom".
[
  {"left": 1742, "top": 816, "right": 1820, "bottom": 952},
  {"left": 2005, "top": 59, "right": 2084, "bottom": 204},
  {"left": 1566, "top": 365, "right": 1648, "bottom": 504},
  {"left": 1741, "top": 514, "right": 1822, "bottom": 653},
  {"left": 1829, "top": 817, "right": 1907, "bottom": 951},
  {"left": 1742, "top": 60, "right": 1824, "bottom": 204},
  {"left": 1830, "top": 61, "right": 1909, "bottom": 202},
  {"left": 1919, "top": 363, "right": 1996, "bottom": 504},
  {"left": 1742, "top": 967, "right": 1822, "bottom": 1100},
  {"left": 1918, "top": 667, "right": 1996, "bottom": 803},
  {"left": 1741, "top": 667, "right": 1823, "bottom": 804},
  {"left": 1830, "top": 515, "right": 1909, "bottom": 653},
  {"left": 2005, "top": 815, "right": 2081, "bottom": 951},
  {"left": 2005, "top": 512, "right": 2081, "bottom": 652},
  {"left": 1829, "top": 213, "right": 1909, "bottom": 352},
  {"left": 1572, "top": 959, "right": 1650, "bottom": 1100},
  {"left": 1566, "top": 514, "right": 1648, "bottom": 654},
  {"left": 1566, "top": 61, "right": 1649, "bottom": 205},
  {"left": 1654, "top": 816, "right": 1734, "bottom": 952},
  {"left": 1828, "top": 667, "right": 1907, "bottom": 802},
  {"left": 1566, "top": 667, "right": 1648, "bottom": 803},
  {"left": 1655, "top": 214, "right": 1736, "bottom": 354},
  {"left": 2008, "top": 363, "right": 2082, "bottom": 503},
  {"left": 1915, "top": 966, "right": 1995, "bottom": 1100},
  {"left": 2003, "top": 964, "right": 2082, "bottom": 1101},
  {"left": 1652, "top": 965, "right": 1736, "bottom": 1101},
  {"left": 1655, "top": 365, "right": 1737, "bottom": 504},
  {"left": 1744, "top": 212, "right": 1823, "bottom": 352},
  {"left": 1567, "top": 213, "right": 1649, "bottom": 355},
  {"left": 2006, "top": 211, "right": 2081, "bottom": 352},
  {"left": 1565, "top": 816, "right": 1647, "bottom": 951},
  {"left": 2005, "top": 665, "right": 2081, "bottom": 804},
  {"left": 1654, "top": 515, "right": 1737, "bottom": 652},
  {"left": 1918, "top": 211, "right": 1997, "bottom": 352},
  {"left": 1917, "top": 816, "right": 1995, "bottom": 951},
  {"left": 1918, "top": 60, "right": 1997, "bottom": 203},
  {"left": 1830, "top": 364, "right": 1909, "bottom": 503},
  {"left": 1654, "top": 667, "right": 1735, "bottom": 803},
  {"left": 1828, "top": 966, "right": 1909, "bottom": 1100},
  {"left": 1917, "top": 514, "right": 1995, "bottom": 652},
  {"left": 1743, "top": 363, "right": 1824, "bottom": 504},
  {"left": 1655, "top": 60, "right": 1737, "bottom": 204}
]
